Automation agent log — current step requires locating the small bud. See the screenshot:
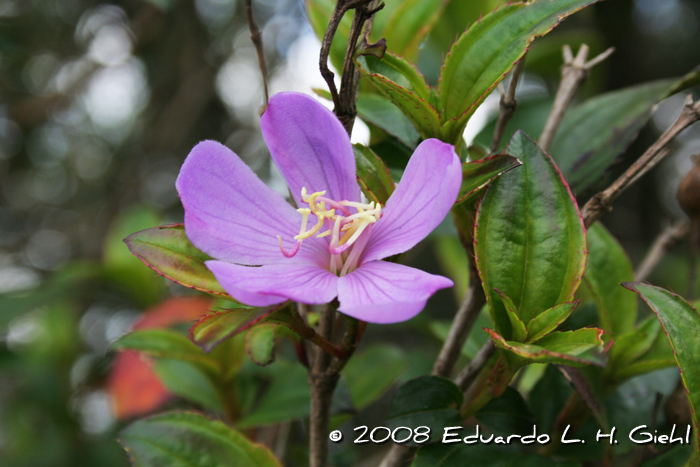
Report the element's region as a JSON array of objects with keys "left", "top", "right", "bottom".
[{"left": 678, "top": 154, "right": 700, "bottom": 218}]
